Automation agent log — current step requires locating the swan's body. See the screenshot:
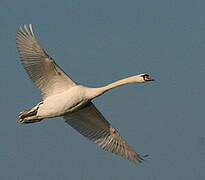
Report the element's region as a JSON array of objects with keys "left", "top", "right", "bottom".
[
  {"left": 16, "top": 25, "right": 154, "bottom": 163},
  {"left": 37, "top": 86, "right": 89, "bottom": 118}
]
